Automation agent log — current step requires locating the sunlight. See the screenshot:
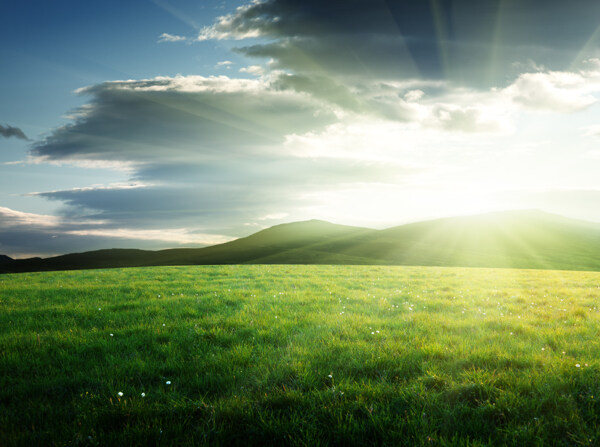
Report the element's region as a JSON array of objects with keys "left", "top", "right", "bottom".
[{"left": 570, "top": 24, "right": 600, "bottom": 70}]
